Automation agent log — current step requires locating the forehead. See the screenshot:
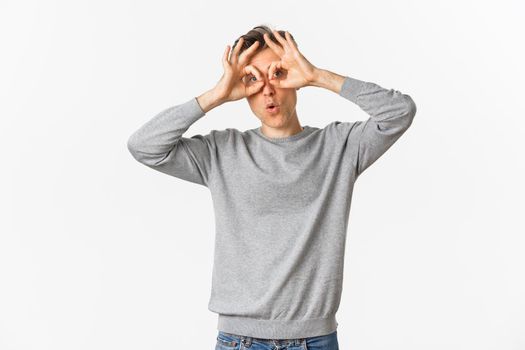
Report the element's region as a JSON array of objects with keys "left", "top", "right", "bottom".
[{"left": 246, "top": 48, "right": 280, "bottom": 71}]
